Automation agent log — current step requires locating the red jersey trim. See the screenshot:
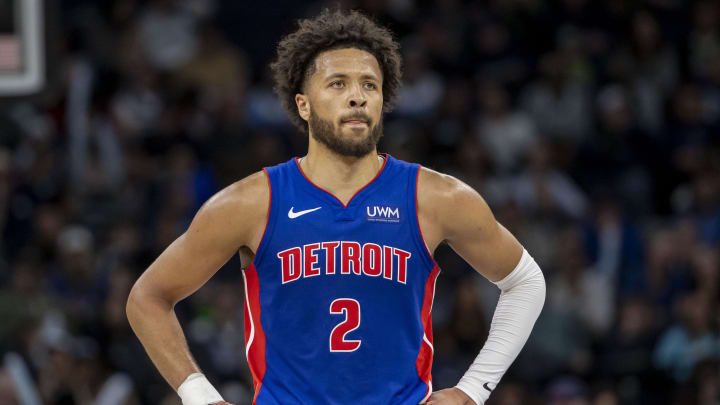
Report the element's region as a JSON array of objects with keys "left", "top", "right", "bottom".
[
  {"left": 242, "top": 264, "right": 267, "bottom": 404},
  {"left": 251, "top": 168, "right": 272, "bottom": 264},
  {"left": 416, "top": 265, "right": 440, "bottom": 402},
  {"left": 293, "top": 153, "right": 389, "bottom": 209},
  {"left": 414, "top": 166, "right": 441, "bottom": 268}
]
